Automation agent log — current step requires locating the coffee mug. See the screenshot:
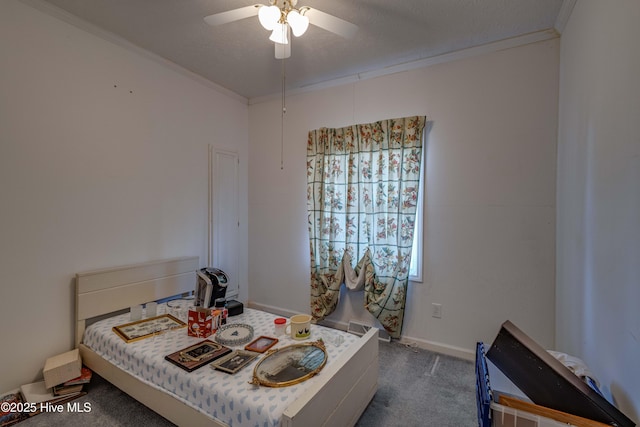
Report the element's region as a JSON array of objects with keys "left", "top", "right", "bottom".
[{"left": 285, "top": 314, "right": 312, "bottom": 340}]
